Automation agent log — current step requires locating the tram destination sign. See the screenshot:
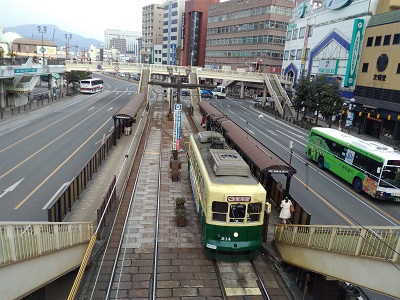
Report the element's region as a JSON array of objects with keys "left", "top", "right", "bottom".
[{"left": 227, "top": 196, "right": 251, "bottom": 202}]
